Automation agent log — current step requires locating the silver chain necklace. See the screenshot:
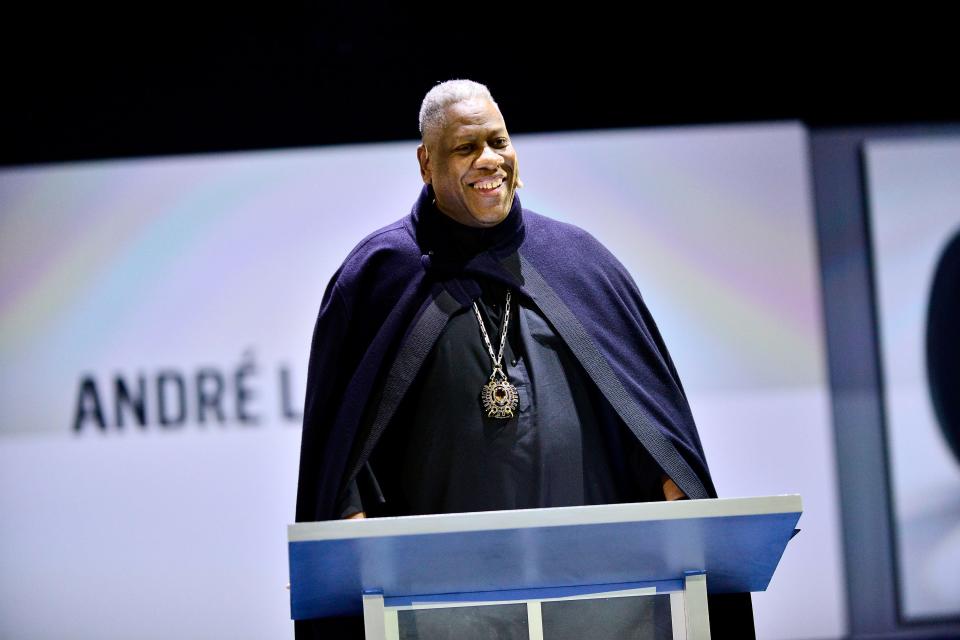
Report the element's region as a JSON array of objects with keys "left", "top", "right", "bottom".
[{"left": 473, "top": 290, "right": 520, "bottom": 419}]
